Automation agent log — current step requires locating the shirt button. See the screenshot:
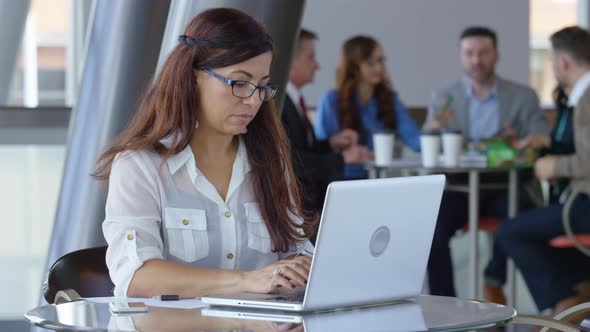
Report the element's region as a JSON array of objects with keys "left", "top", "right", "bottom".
[
  {"left": 126, "top": 234, "right": 134, "bottom": 241},
  {"left": 182, "top": 219, "right": 189, "bottom": 226},
  {"left": 224, "top": 211, "right": 232, "bottom": 218},
  {"left": 226, "top": 253, "right": 234, "bottom": 259}
]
